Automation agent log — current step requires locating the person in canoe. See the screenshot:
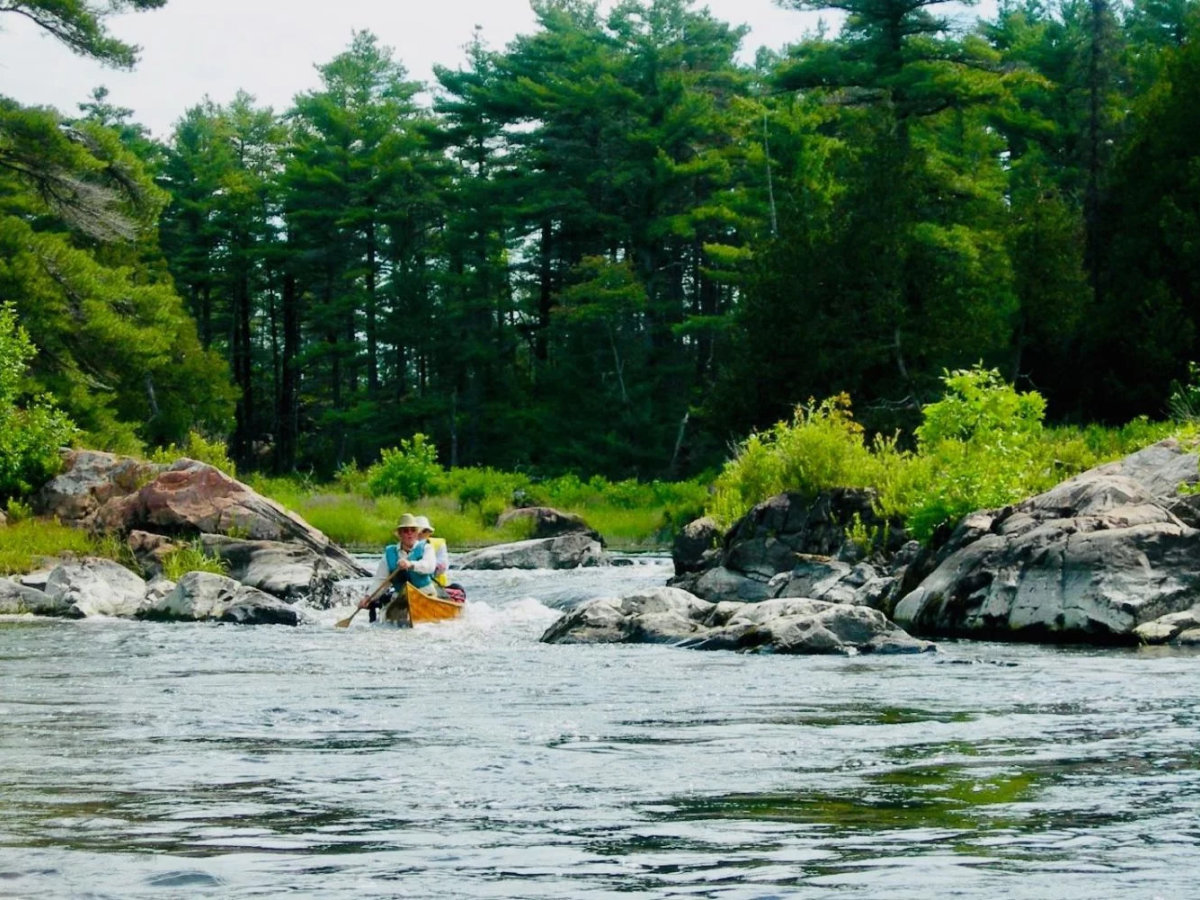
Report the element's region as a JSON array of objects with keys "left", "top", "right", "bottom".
[
  {"left": 359, "top": 512, "right": 439, "bottom": 625},
  {"left": 415, "top": 515, "right": 449, "bottom": 588}
]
